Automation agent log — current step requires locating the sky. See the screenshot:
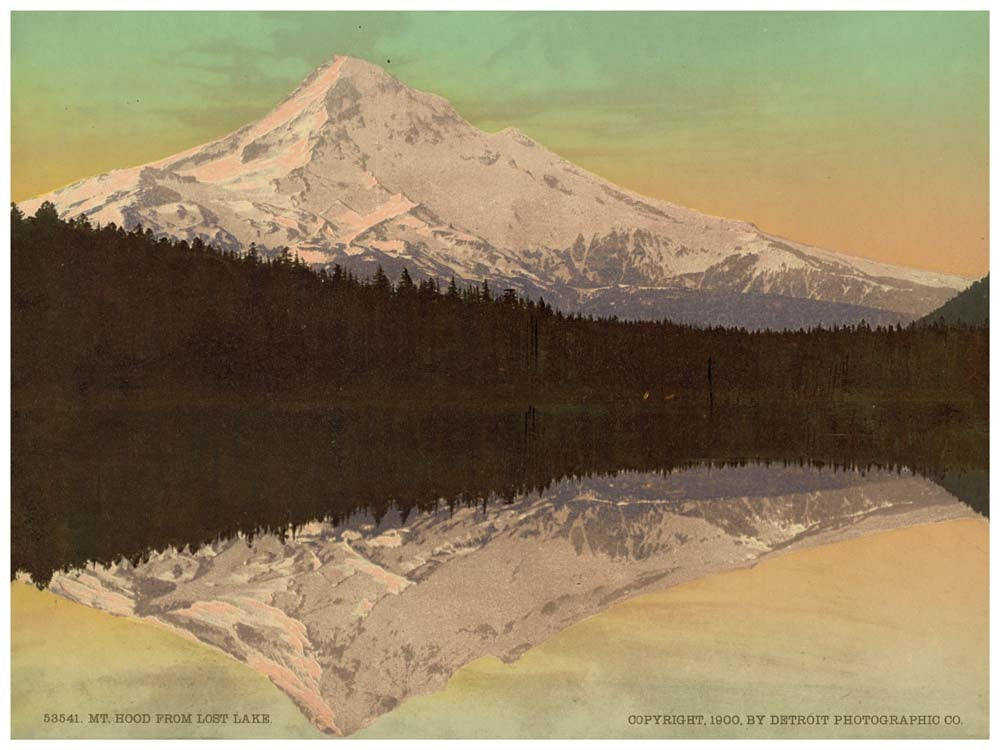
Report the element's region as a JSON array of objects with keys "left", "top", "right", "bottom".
[{"left": 10, "top": 11, "right": 989, "bottom": 277}]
